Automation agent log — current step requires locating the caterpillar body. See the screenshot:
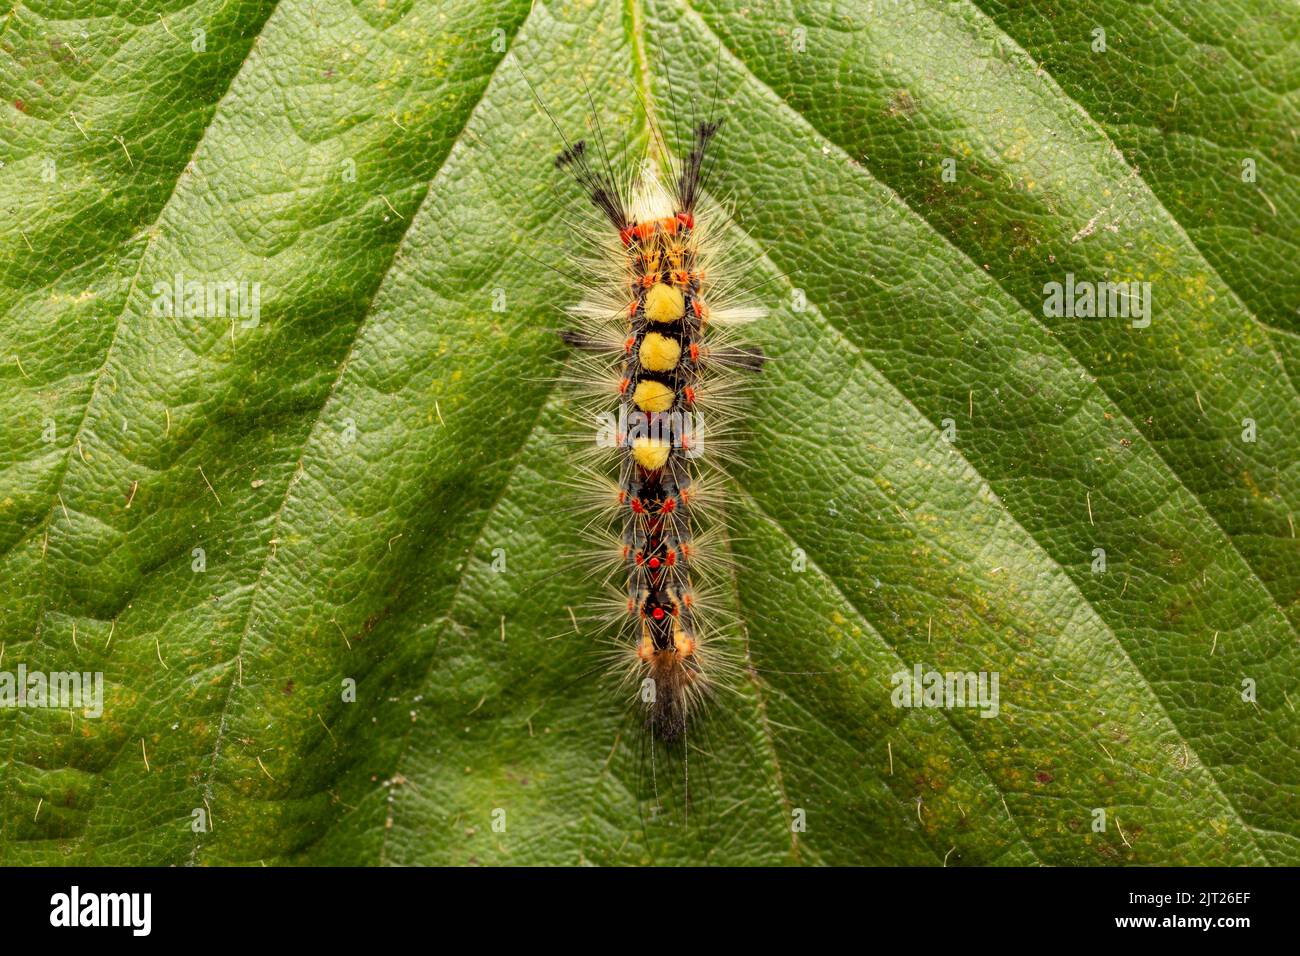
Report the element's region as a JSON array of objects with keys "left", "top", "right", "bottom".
[{"left": 543, "top": 97, "right": 764, "bottom": 766}]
